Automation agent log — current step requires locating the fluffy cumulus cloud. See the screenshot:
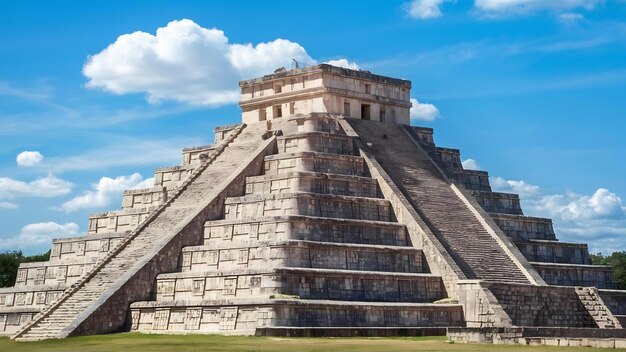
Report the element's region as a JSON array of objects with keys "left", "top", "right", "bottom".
[
  {"left": 324, "top": 59, "right": 360, "bottom": 70},
  {"left": 83, "top": 19, "right": 316, "bottom": 106},
  {"left": 491, "top": 176, "right": 626, "bottom": 253},
  {"left": 410, "top": 98, "right": 440, "bottom": 122},
  {"left": 405, "top": 0, "right": 446, "bottom": 19},
  {"left": 462, "top": 159, "right": 481, "bottom": 170},
  {"left": 491, "top": 176, "right": 542, "bottom": 199},
  {"left": 0, "top": 222, "right": 79, "bottom": 250},
  {"left": 0, "top": 174, "right": 73, "bottom": 200},
  {"left": 474, "top": 0, "right": 602, "bottom": 17},
  {"left": 533, "top": 188, "right": 626, "bottom": 222},
  {"left": 16, "top": 151, "right": 44, "bottom": 167},
  {"left": 61, "top": 173, "right": 153, "bottom": 213}
]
